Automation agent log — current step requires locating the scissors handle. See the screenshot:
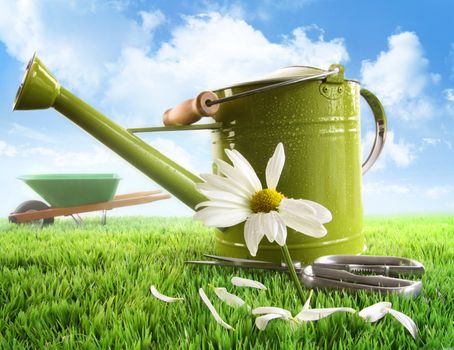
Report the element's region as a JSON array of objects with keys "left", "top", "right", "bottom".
[
  {"left": 301, "top": 266, "right": 423, "bottom": 297},
  {"left": 313, "top": 255, "right": 425, "bottom": 277}
]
